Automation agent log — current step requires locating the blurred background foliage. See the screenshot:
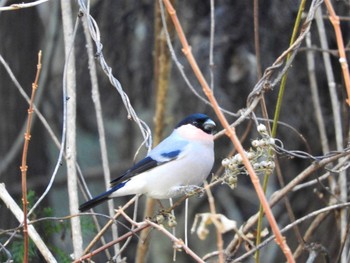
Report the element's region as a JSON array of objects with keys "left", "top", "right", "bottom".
[{"left": 0, "top": 0, "right": 349, "bottom": 262}]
